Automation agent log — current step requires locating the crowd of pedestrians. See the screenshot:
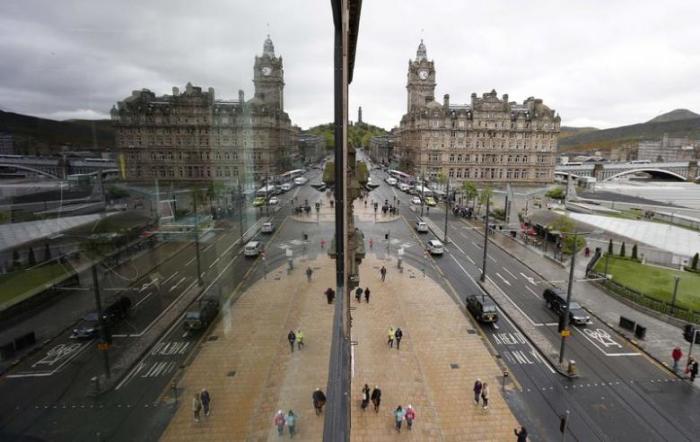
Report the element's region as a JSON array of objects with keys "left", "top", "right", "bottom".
[{"left": 274, "top": 409, "right": 297, "bottom": 438}]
